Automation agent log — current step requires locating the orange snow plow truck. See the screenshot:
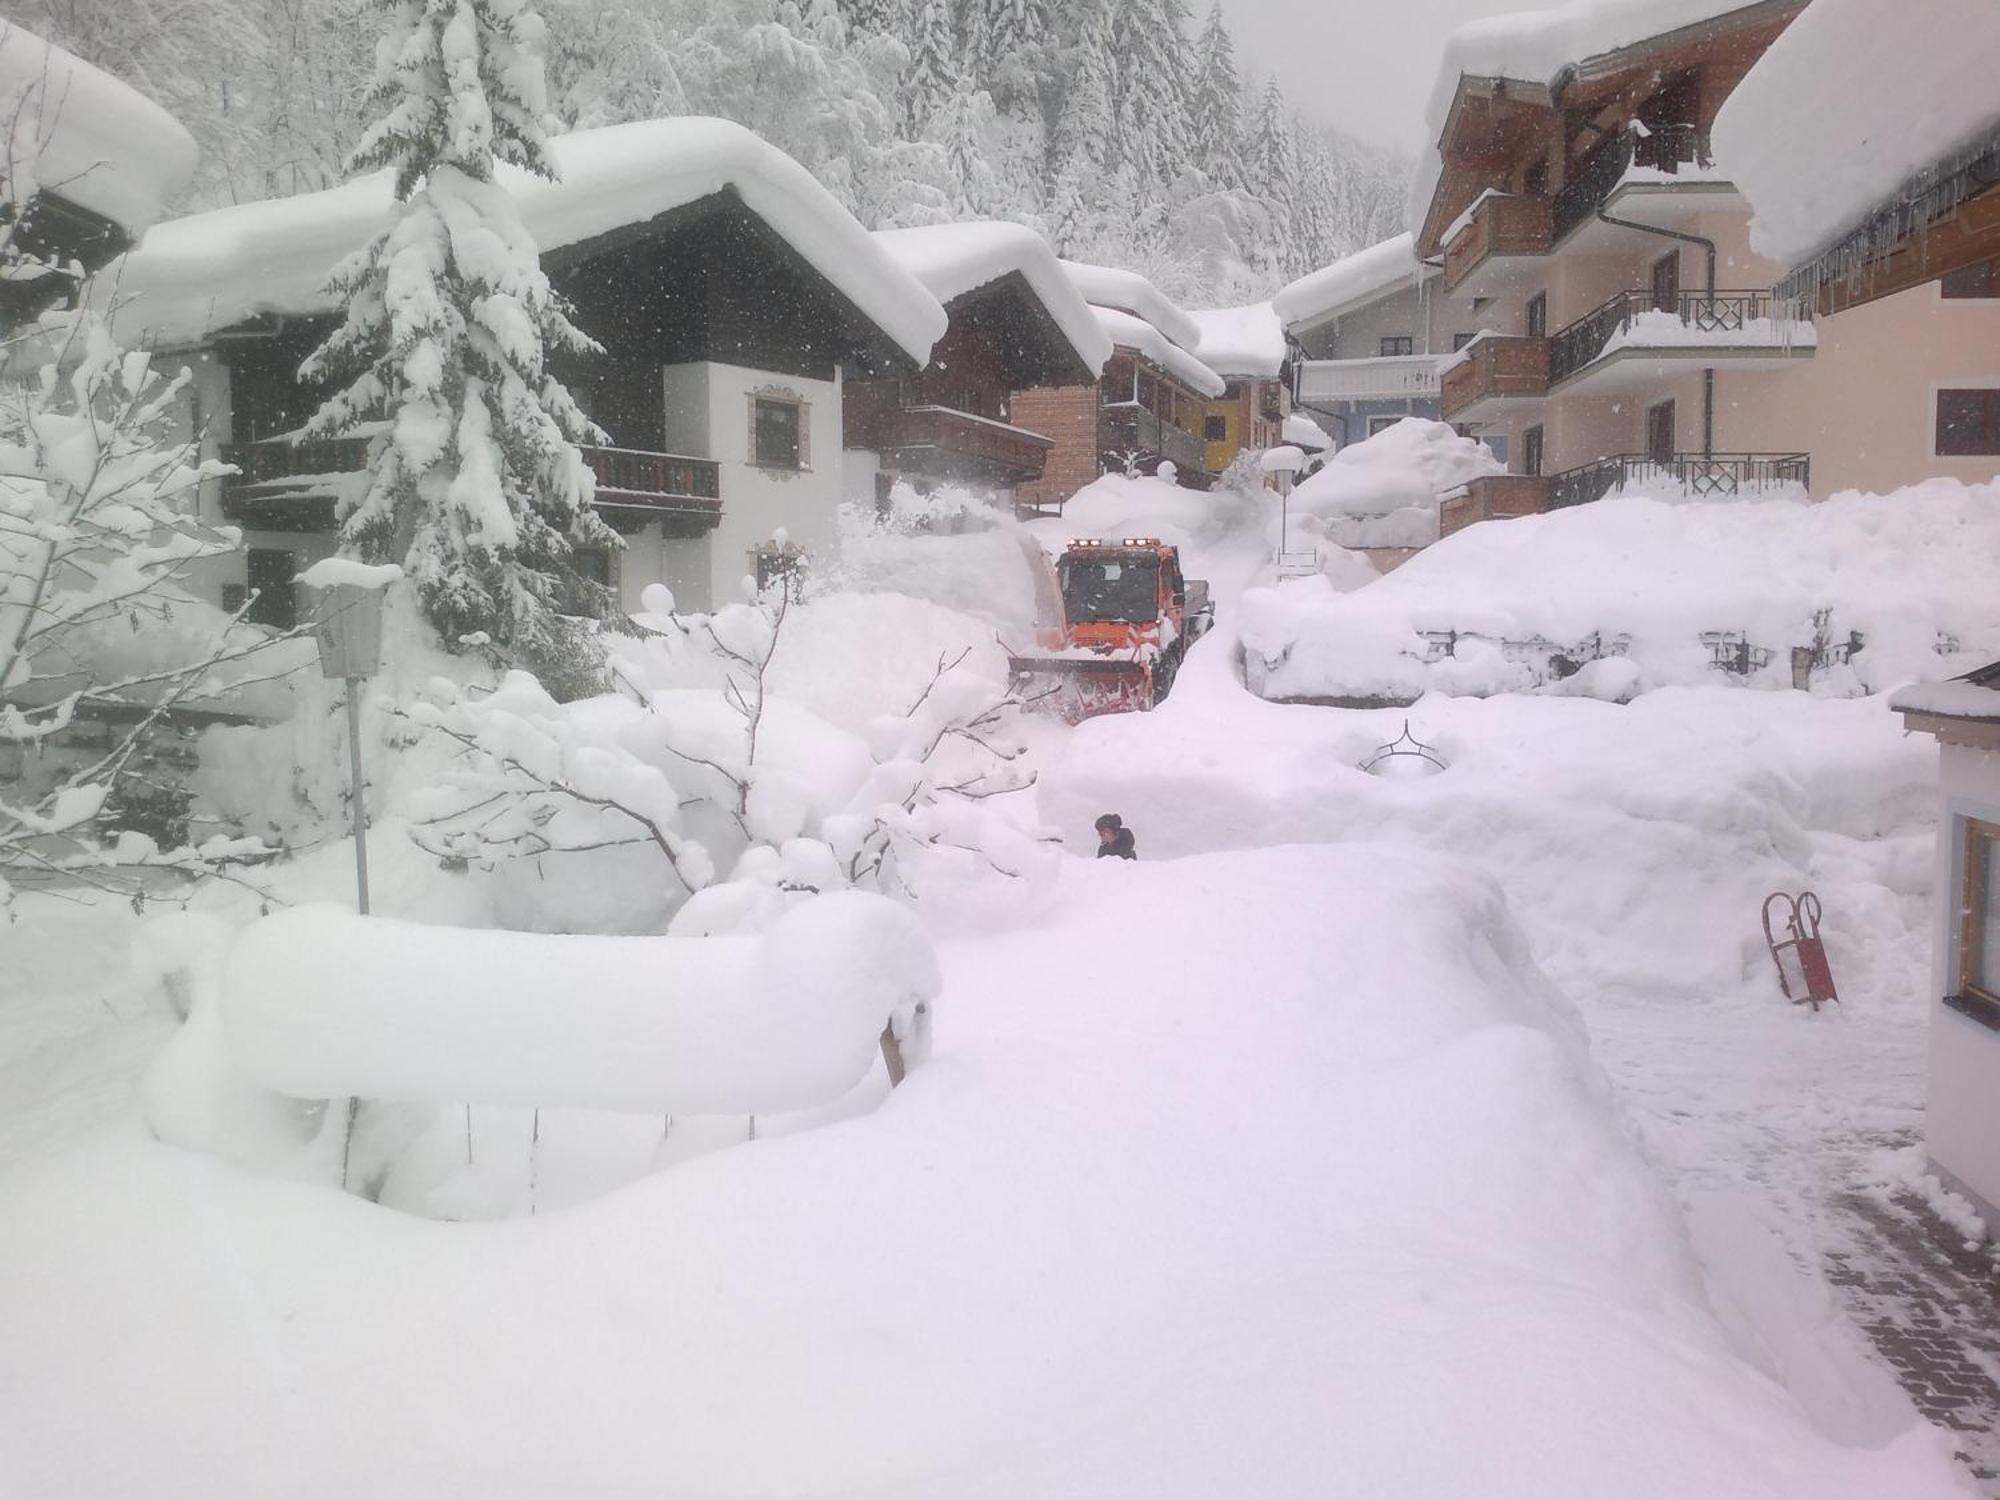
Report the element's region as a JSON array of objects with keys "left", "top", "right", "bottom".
[{"left": 1009, "top": 538, "right": 1214, "bottom": 722}]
